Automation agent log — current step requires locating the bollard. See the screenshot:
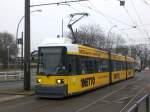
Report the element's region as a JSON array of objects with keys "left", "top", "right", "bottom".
[
  {"left": 134, "top": 104, "right": 138, "bottom": 112},
  {"left": 146, "top": 95, "right": 149, "bottom": 112}
]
